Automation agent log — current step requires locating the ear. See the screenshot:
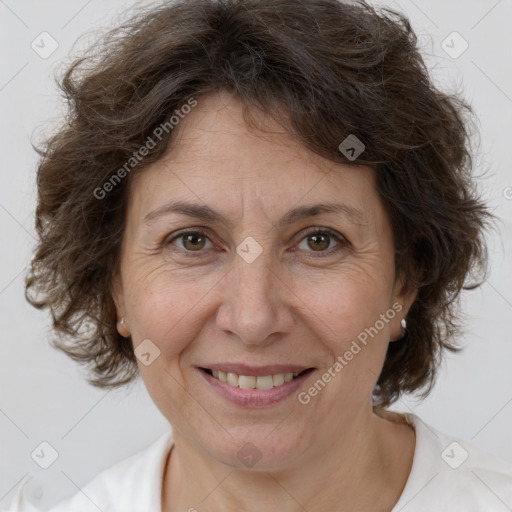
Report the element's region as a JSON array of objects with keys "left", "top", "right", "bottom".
[
  {"left": 110, "top": 270, "right": 130, "bottom": 338},
  {"left": 390, "top": 275, "right": 417, "bottom": 340}
]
